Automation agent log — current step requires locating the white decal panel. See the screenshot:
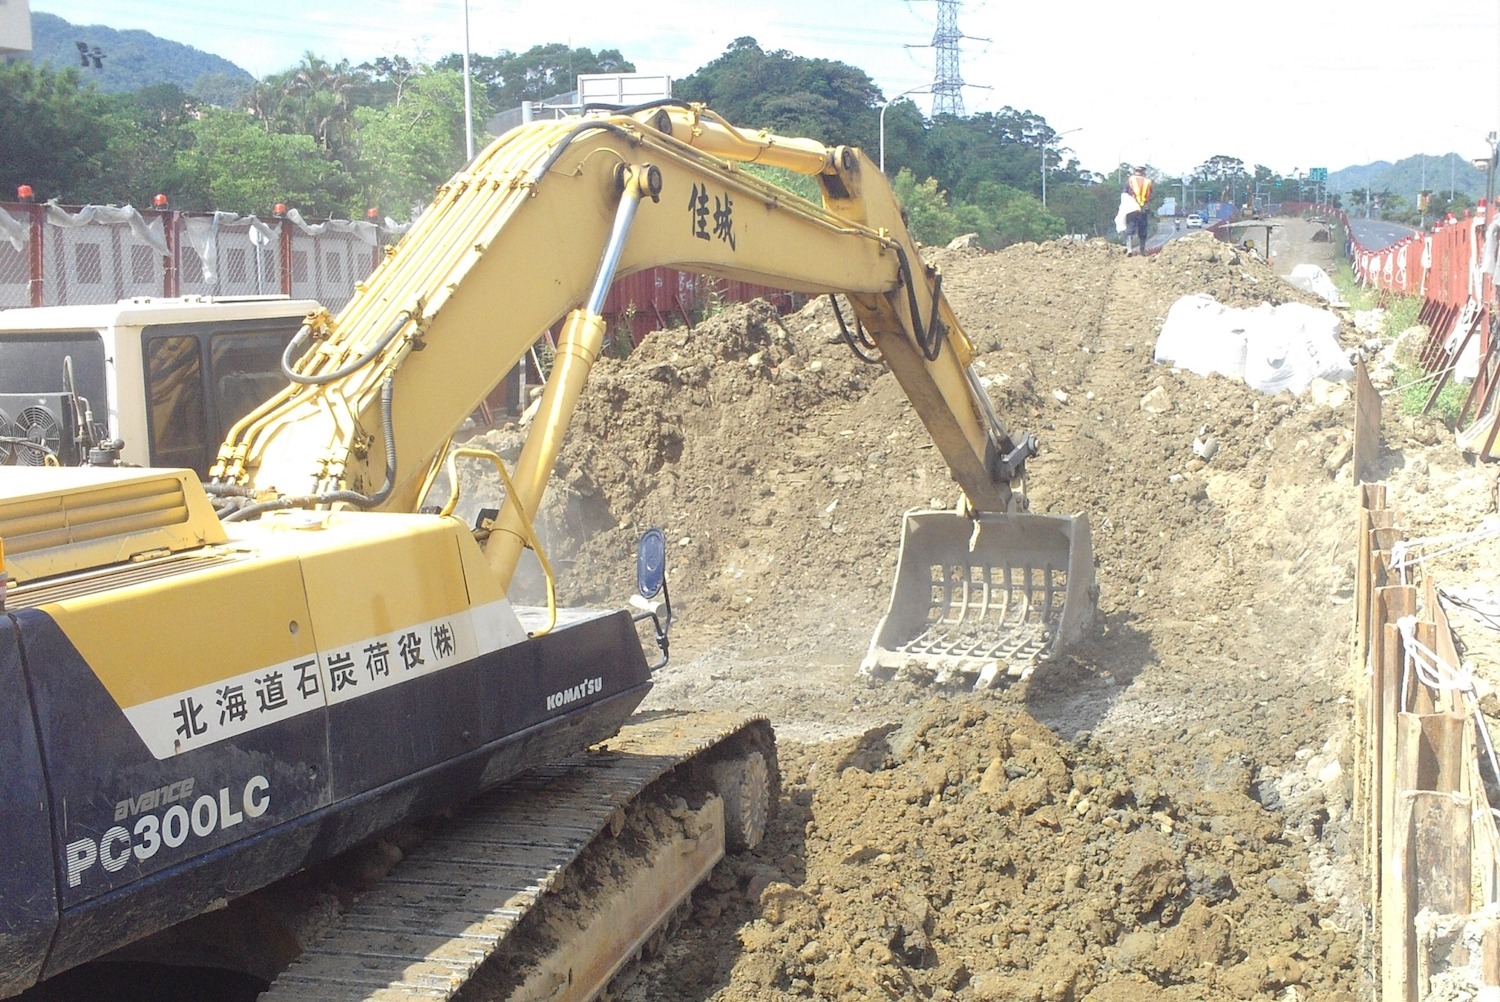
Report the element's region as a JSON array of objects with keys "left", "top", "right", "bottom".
[{"left": 122, "top": 600, "right": 526, "bottom": 758}]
